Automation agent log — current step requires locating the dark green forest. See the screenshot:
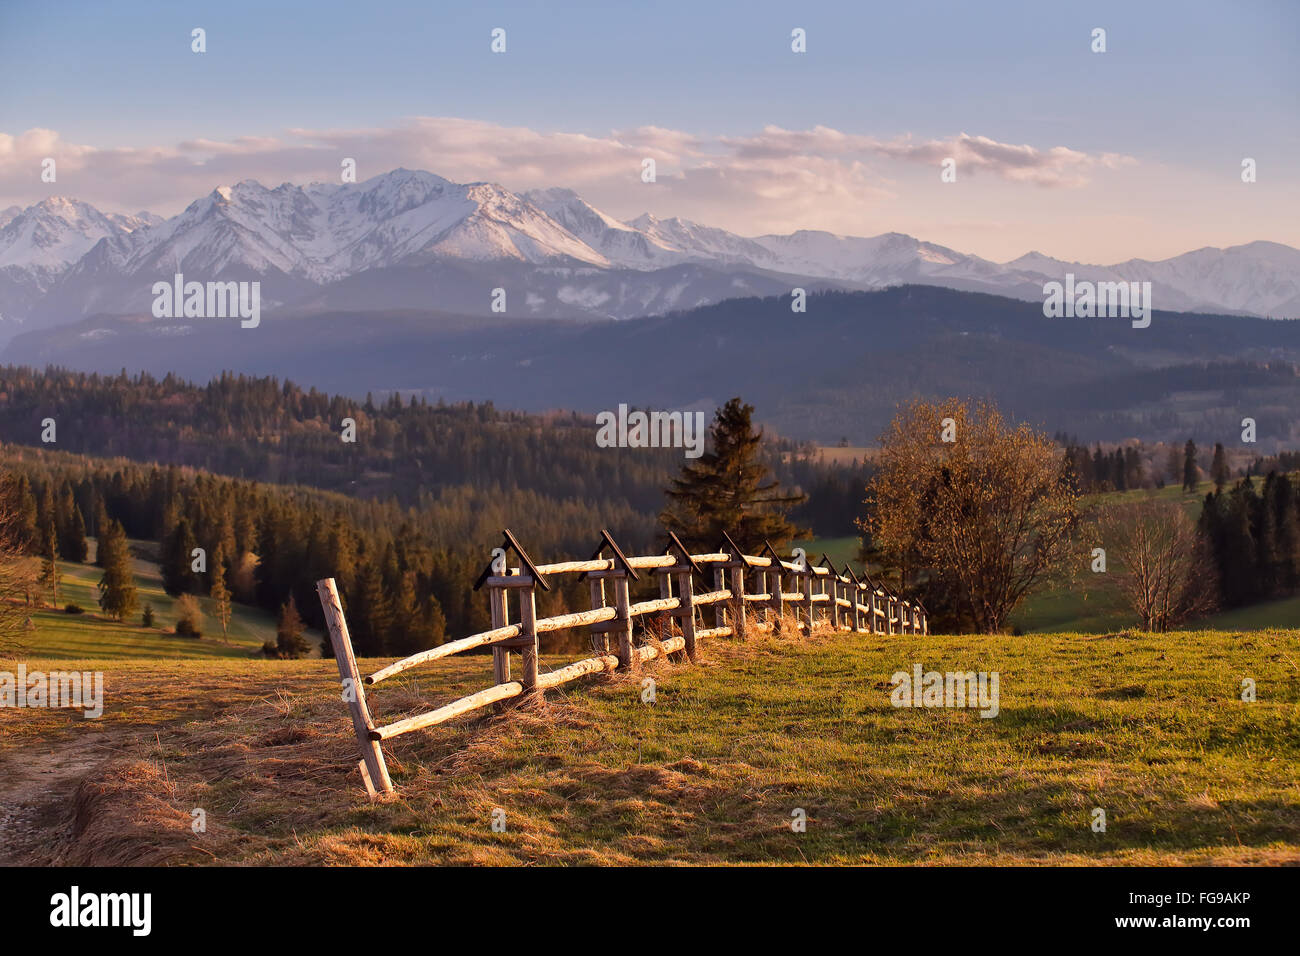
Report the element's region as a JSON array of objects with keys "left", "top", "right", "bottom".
[{"left": 0, "top": 366, "right": 866, "bottom": 654}]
